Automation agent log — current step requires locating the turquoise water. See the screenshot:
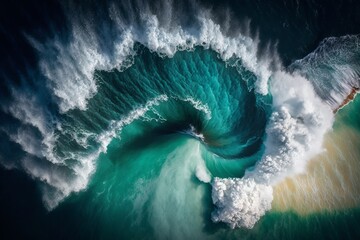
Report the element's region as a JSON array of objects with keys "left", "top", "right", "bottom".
[
  {"left": 1, "top": 0, "right": 360, "bottom": 239},
  {"left": 40, "top": 48, "right": 358, "bottom": 239},
  {"left": 56, "top": 48, "right": 270, "bottom": 239},
  {"left": 66, "top": 46, "right": 270, "bottom": 160},
  {"left": 50, "top": 92, "right": 360, "bottom": 240},
  {"left": 336, "top": 95, "right": 360, "bottom": 131}
]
